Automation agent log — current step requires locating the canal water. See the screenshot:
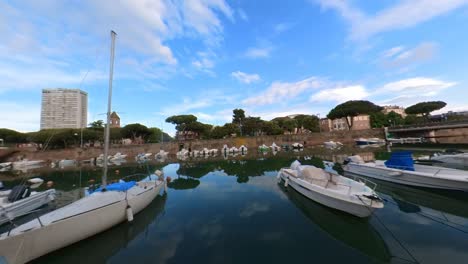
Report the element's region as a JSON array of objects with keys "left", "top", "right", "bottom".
[{"left": 1, "top": 147, "right": 468, "bottom": 264}]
